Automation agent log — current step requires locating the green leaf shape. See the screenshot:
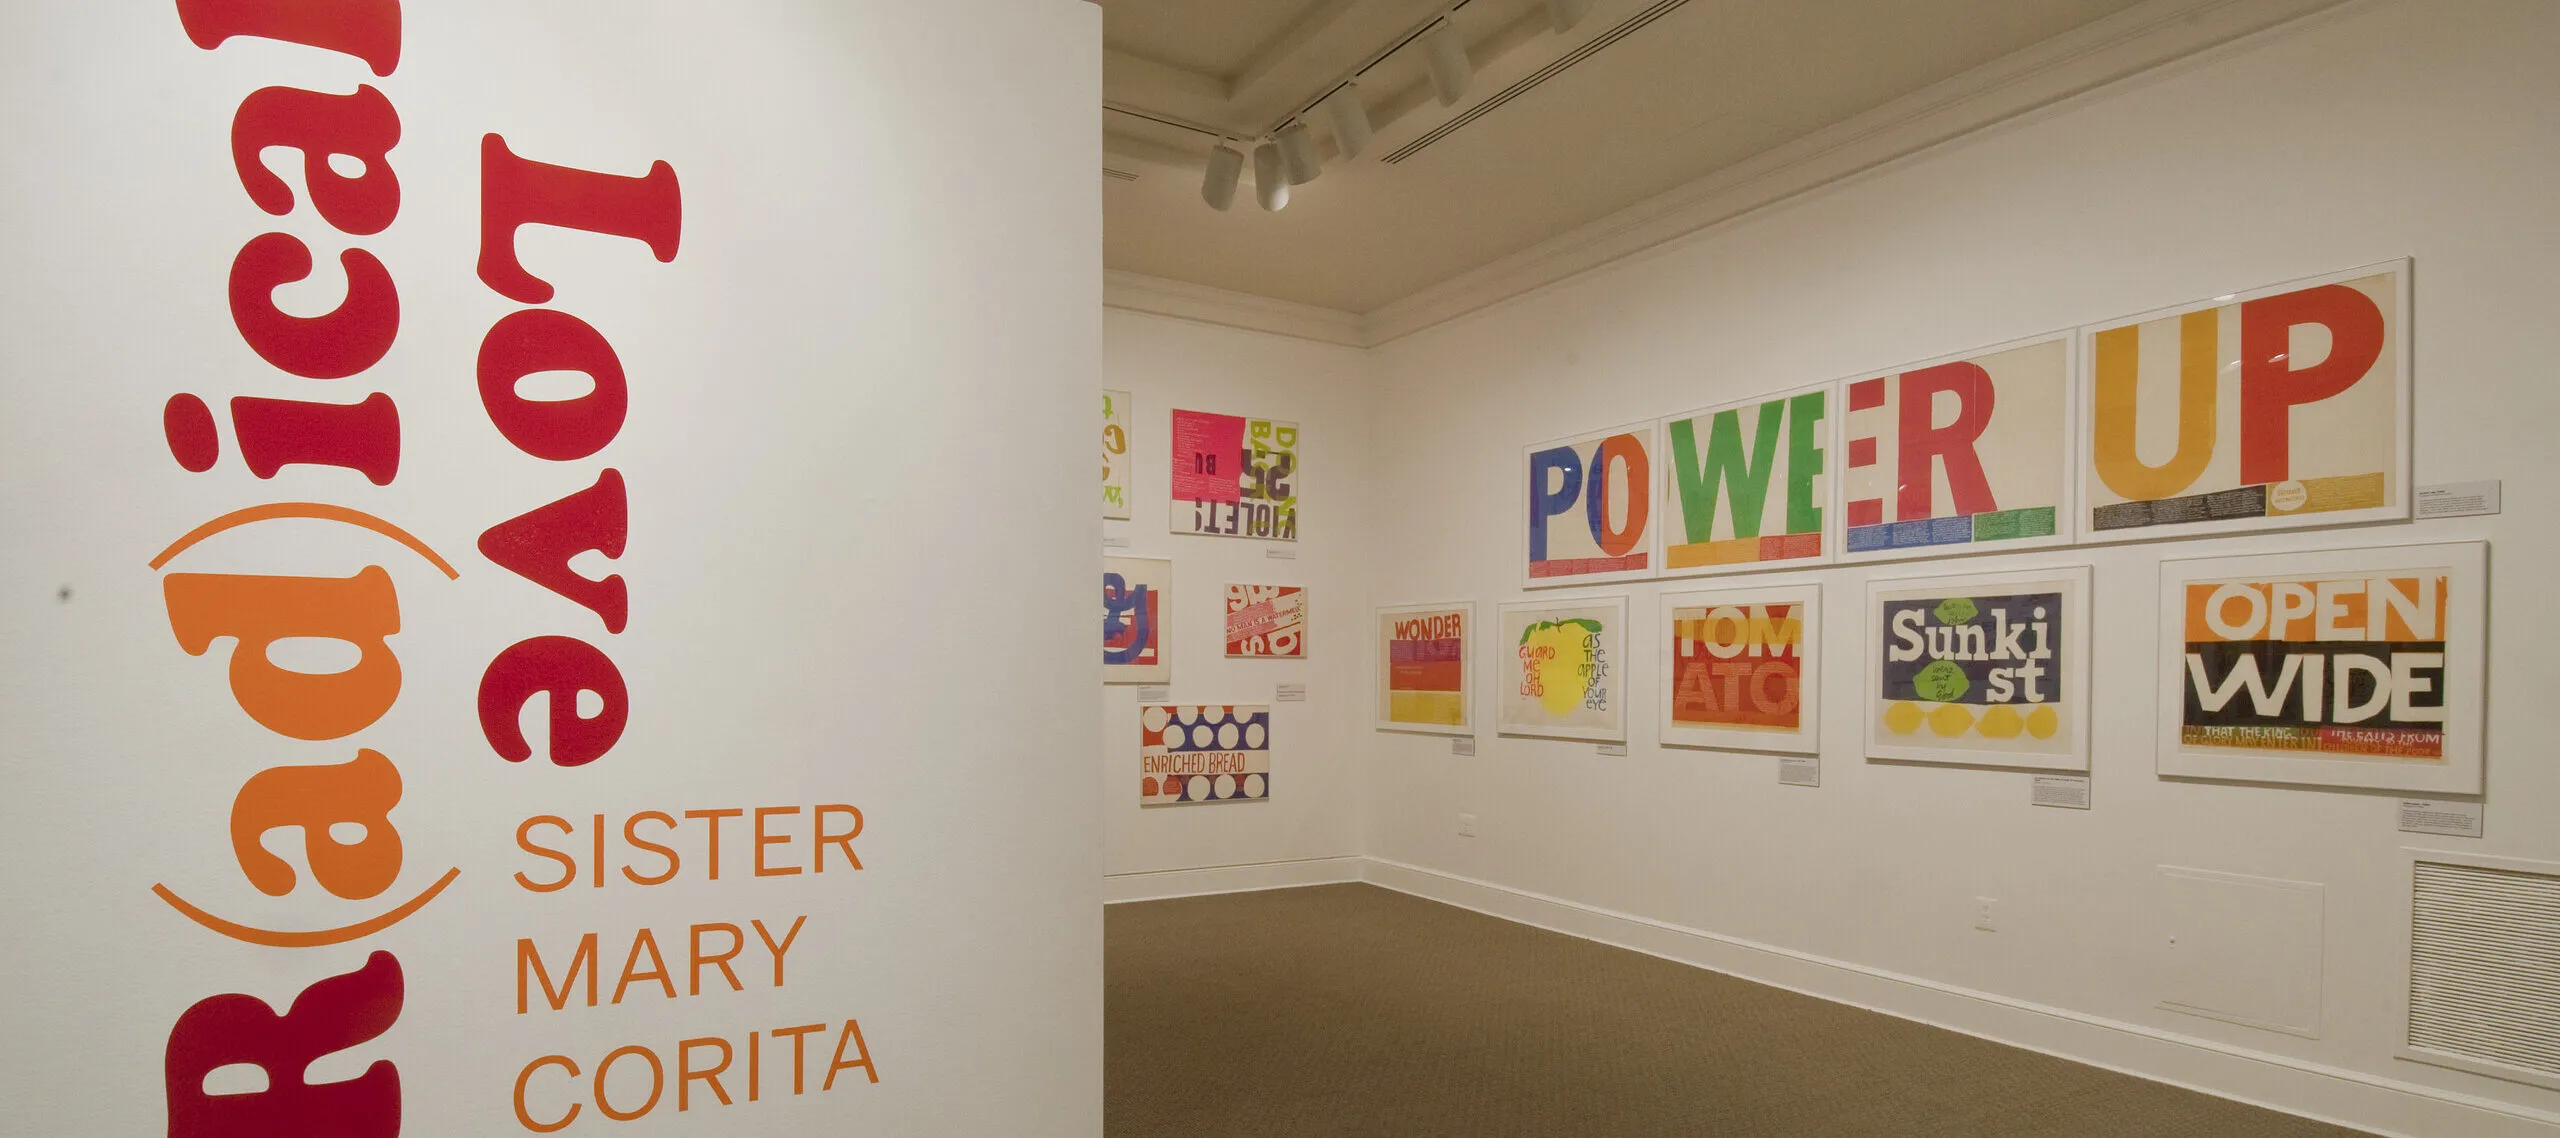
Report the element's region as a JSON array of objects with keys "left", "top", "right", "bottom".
[
  {"left": 1913, "top": 659, "right": 1971, "bottom": 702},
  {"left": 1933, "top": 597, "right": 1979, "bottom": 625}
]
